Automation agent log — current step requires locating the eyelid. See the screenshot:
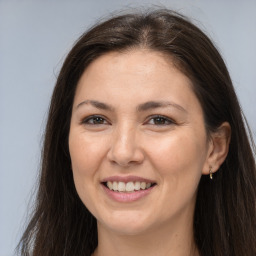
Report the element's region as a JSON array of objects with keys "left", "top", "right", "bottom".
[
  {"left": 80, "top": 114, "right": 176, "bottom": 126},
  {"left": 145, "top": 115, "right": 176, "bottom": 125},
  {"left": 80, "top": 115, "right": 110, "bottom": 125}
]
